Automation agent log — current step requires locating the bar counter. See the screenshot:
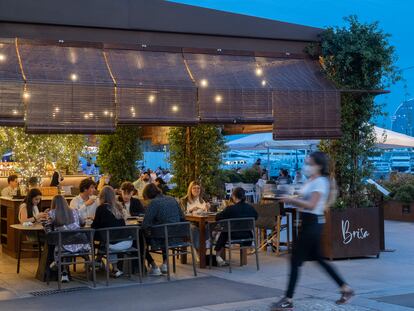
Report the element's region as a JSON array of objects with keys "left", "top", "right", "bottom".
[{"left": 0, "top": 196, "right": 74, "bottom": 258}]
